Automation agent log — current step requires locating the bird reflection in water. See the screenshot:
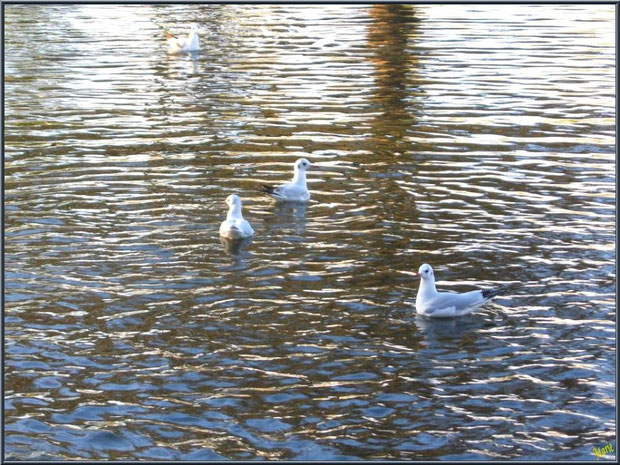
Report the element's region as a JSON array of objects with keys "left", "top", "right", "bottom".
[
  {"left": 220, "top": 236, "right": 253, "bottom": 256},
  {"left": 415, "top": 310, "right": 510, "bottom": 351},
  {"left": 265, "top": 201, "right": 308, "bottom": 235},
  {"left": 415, "top": 313, "right": 483, "bottom": 342}
]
